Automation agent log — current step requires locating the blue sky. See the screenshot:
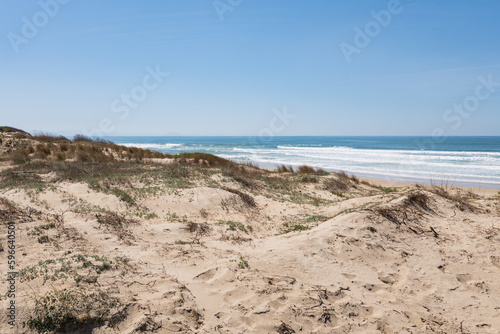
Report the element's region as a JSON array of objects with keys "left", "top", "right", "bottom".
[{"left": 1, "top": 0, "right": 499, "bottom": 136}]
